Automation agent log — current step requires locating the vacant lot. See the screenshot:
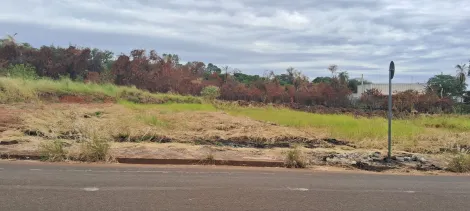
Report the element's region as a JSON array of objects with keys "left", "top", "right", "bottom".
[{"left": 1, "top": 77, "right": 469, "bottom": 172}]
